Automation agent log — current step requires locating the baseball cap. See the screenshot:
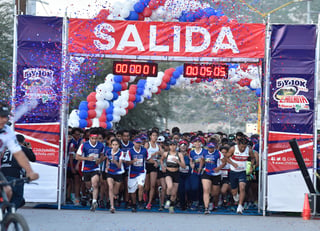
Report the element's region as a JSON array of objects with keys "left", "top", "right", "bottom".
[
  {"left": 179, "top": 140, "right": 188, "bottom": 146},
  {"left": 157, "top": 135, "right": 165, "bottom": 143},
  {"left": 0, "top": 104, "right": 10, "bottom": 117},
  {"left": 207, "top": 142, "right": 216, "bottom": 148},
  {"left": 133, "top": 138, "right": 142, "bottom": 143}
]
